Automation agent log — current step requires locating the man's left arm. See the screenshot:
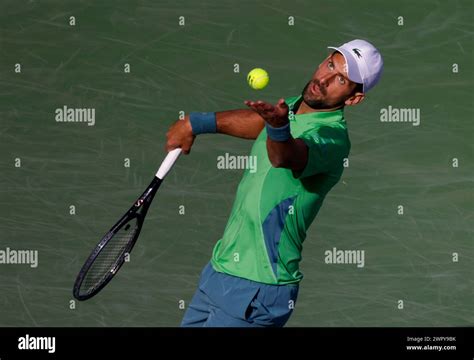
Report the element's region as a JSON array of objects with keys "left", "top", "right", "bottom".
[
  {"left": 265, "top": 137, "right": 308, "bottom": 171},
  {"left": 245, "top": 98, "right": 308, "bottom": 172}
]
